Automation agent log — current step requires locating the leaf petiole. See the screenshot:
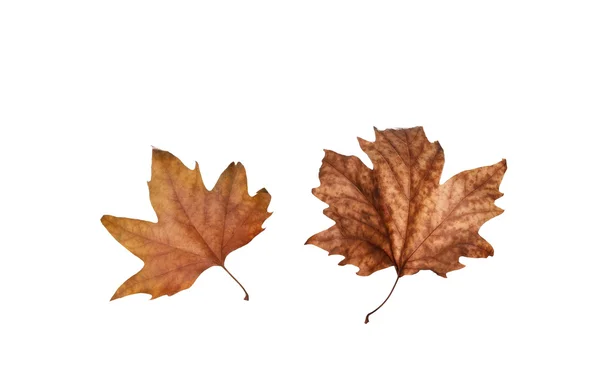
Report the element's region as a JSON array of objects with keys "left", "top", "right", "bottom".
[
  {"left": 364, "top": 275, "right": 400, "bottom": 324},
  {"left": 223, "top": 266, "right": 249, "bottom": 301}
]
